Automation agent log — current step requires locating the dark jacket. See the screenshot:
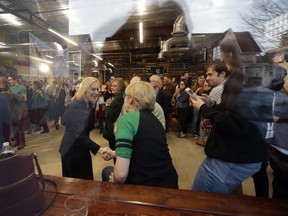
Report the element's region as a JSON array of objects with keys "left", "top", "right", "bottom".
[
  {"left": 156, "top": 90, "right": 171, "bottom": 110},
  {"left": 0, "top": 94, "right": 11, "bottom": 146},
  {"left": 103, "top": 91, "right": 124, "bottom": 144},
  {"left": 200, "top": 71, "right": 268, "bottom": 163},
  {"left": 175, "top": 90, "right": 190, "bottom": 109},
  {"left": 59, "top": 99, "right": 100, "bottom": 156}
]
